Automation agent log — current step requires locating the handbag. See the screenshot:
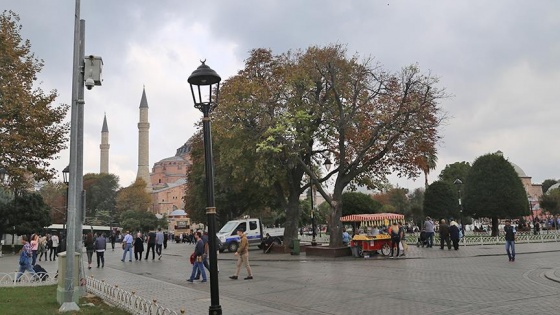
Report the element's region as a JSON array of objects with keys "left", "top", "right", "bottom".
[
  {"left": 122, "top": 242, "right": 126, "bottom": 249},
  {"left": 189, "top": 253, "right": 195, "bottom": 264}
]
